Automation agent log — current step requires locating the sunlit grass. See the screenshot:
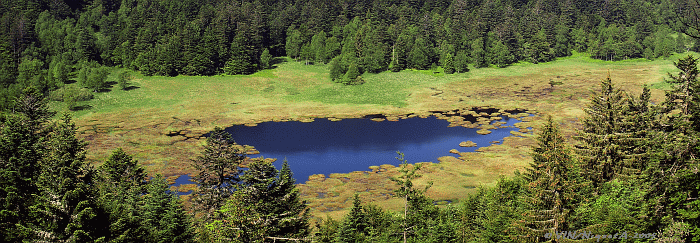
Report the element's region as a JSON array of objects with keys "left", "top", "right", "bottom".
[{"left": 61, "top": 52, "right": 691, "bottom": 220}]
